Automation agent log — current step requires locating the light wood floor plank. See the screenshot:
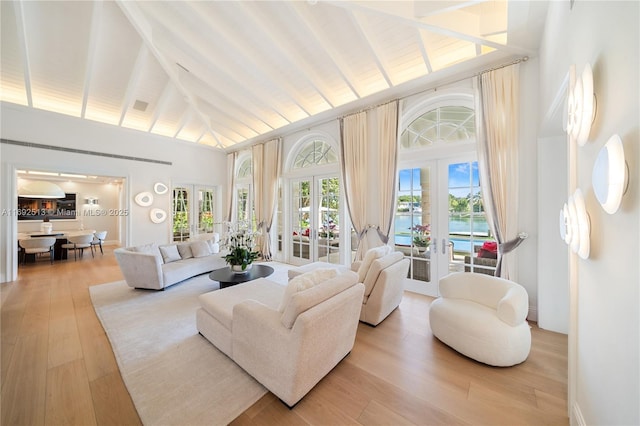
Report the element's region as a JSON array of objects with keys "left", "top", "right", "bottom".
[
  {"left": 45, "top": 358, "right": 97, "bottom": 426},
  {"left": 2, "top": 246, "right": 569, "bottom": 425}
]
